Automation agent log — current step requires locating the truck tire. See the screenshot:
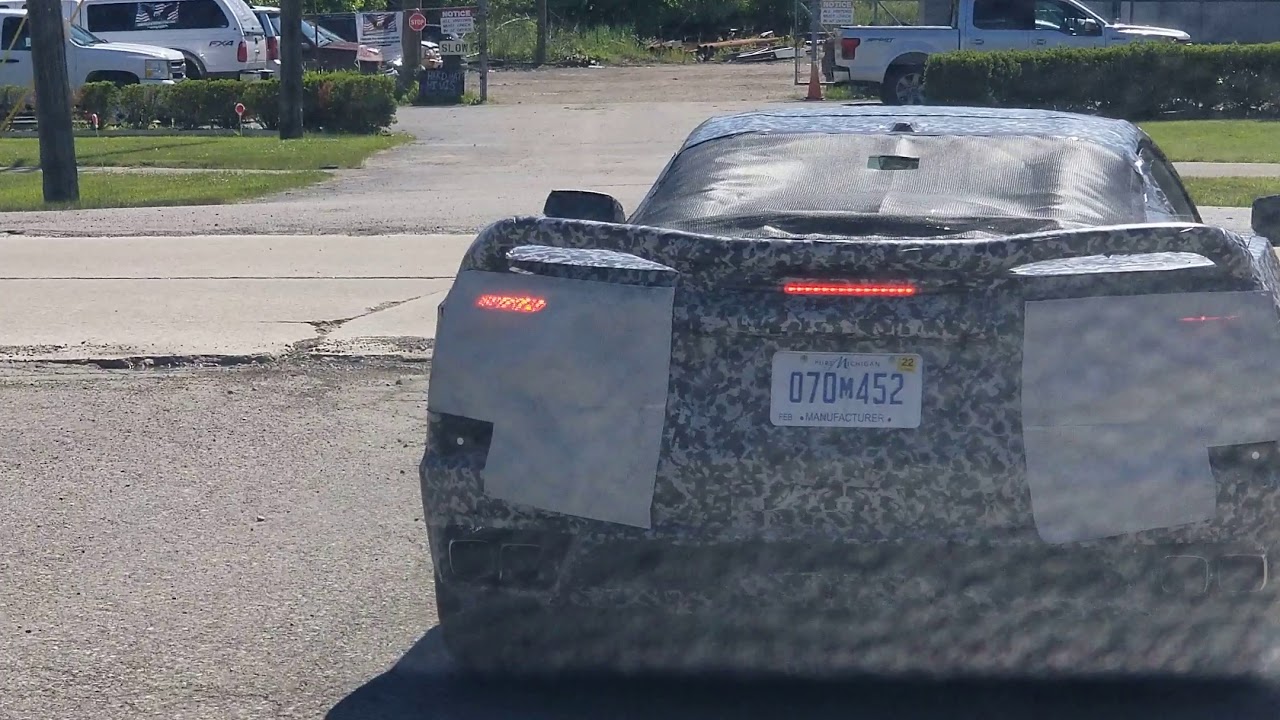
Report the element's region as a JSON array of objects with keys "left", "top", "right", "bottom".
[{"left": 881, "top": 65, "right": 926, "bottom": 105}]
